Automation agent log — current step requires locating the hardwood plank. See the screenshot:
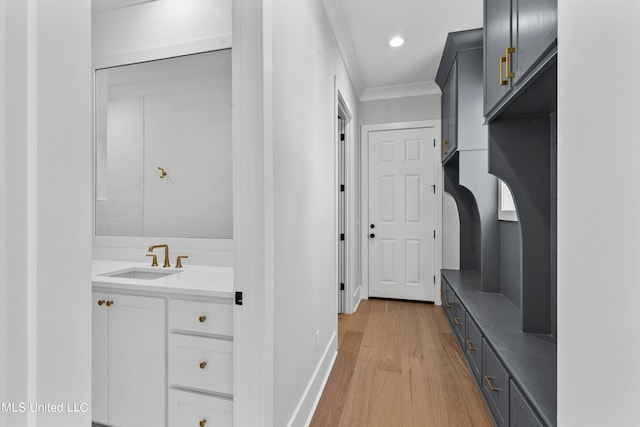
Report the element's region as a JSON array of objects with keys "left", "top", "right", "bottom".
[{"left": 310, "top": 299, "right": 493, "bottom": 427}]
